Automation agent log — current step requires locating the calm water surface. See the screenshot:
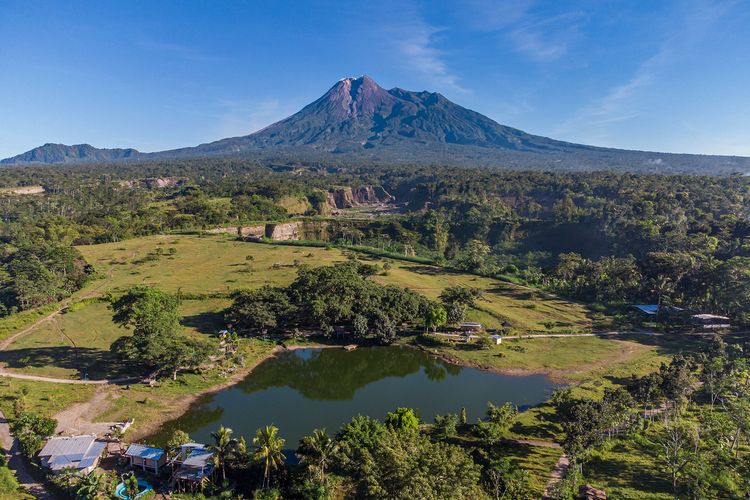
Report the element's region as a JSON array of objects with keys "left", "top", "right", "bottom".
[{"left": 154, "top": 346, "right": 554, "bottom": 451}]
